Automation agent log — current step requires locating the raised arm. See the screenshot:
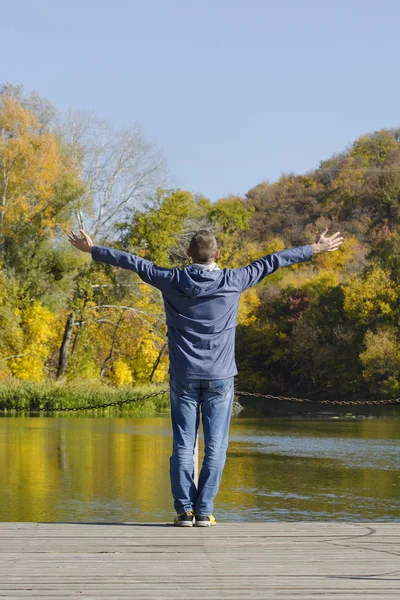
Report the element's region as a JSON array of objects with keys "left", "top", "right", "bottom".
[
  {"left": 232, "top": 229, "right": 343, "bottom": 292},
  {"left": 67, "top": 229, "right": 175, "bottom": 291}
]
